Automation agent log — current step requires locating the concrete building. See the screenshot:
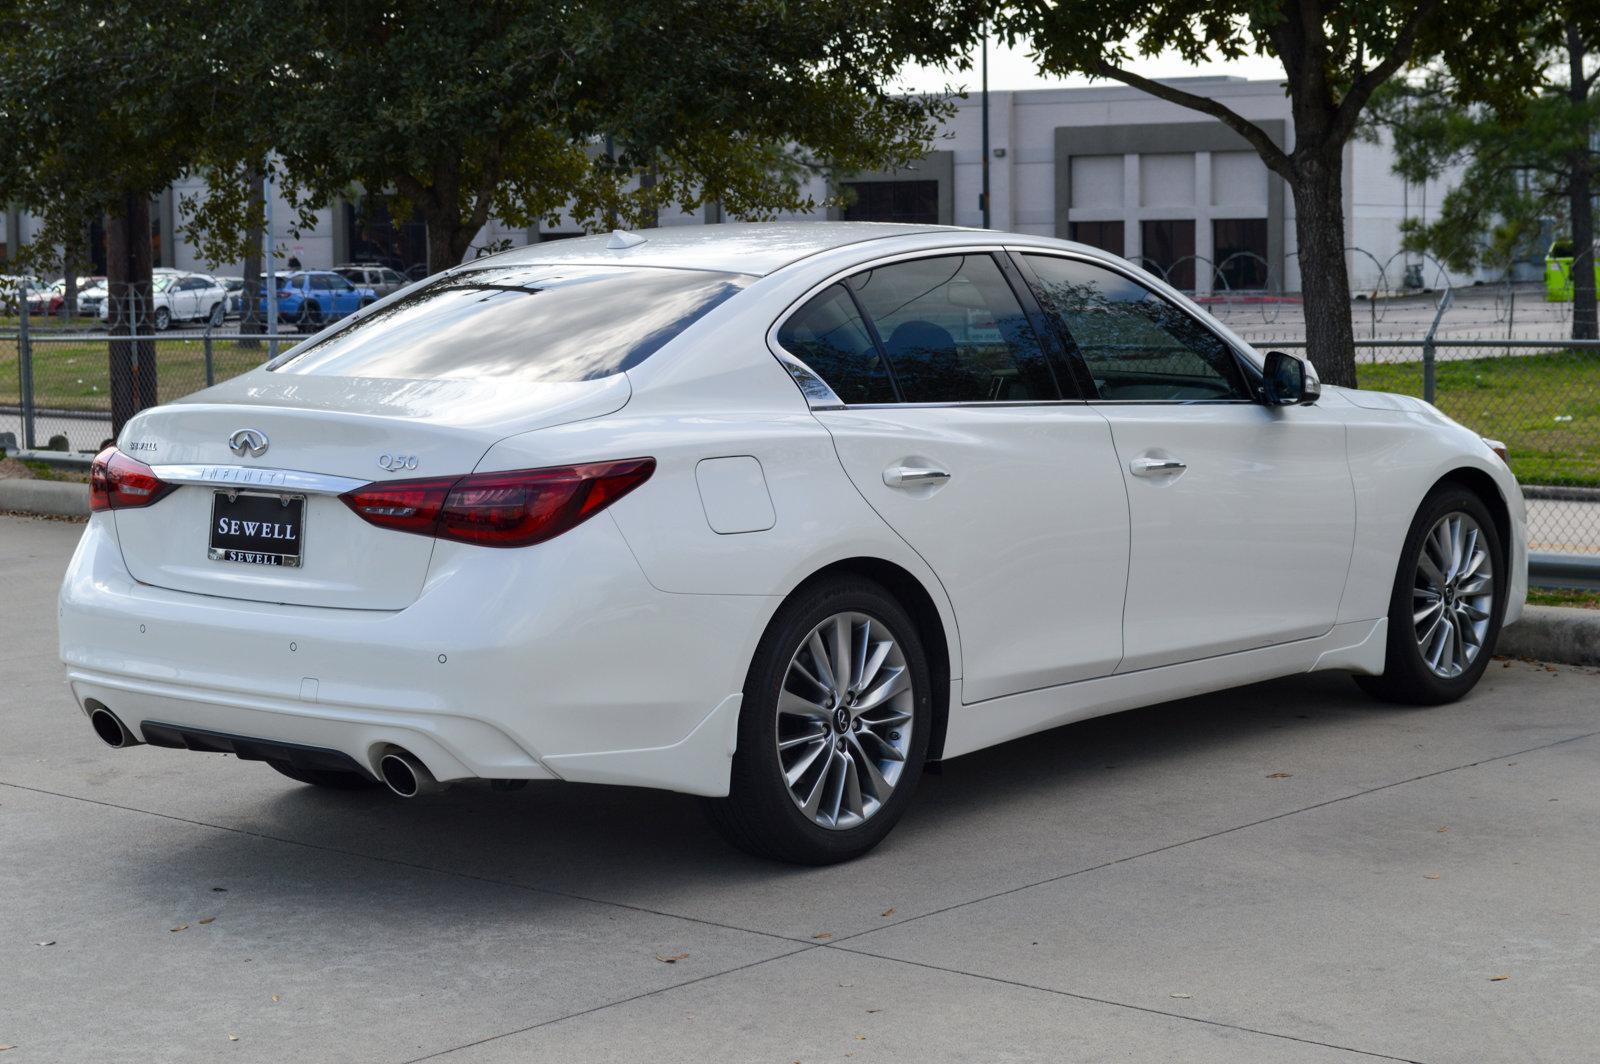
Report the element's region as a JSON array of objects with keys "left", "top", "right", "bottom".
[{"left": 4, "top": 78, "right": 1487, "bottom": 294}]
